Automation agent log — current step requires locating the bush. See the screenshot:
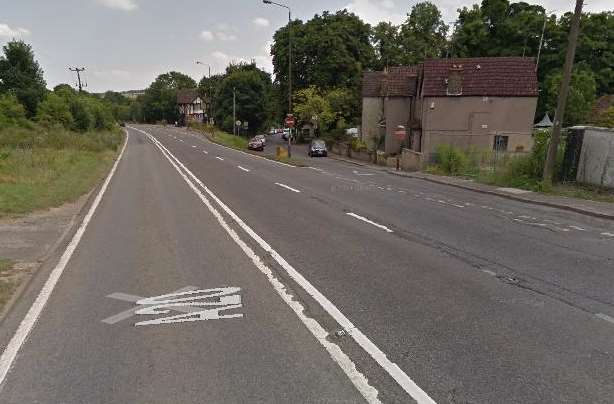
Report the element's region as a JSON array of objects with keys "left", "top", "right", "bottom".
[
  {"left": 351, "top": 138, "right": 368, "bottom": 152},
  {"left": 434, "top": 144, "right": 470, "bottom": 175},
  {"left": 0, "top": 94, "right": 28, "bottom": 128},
  {"left": 36, "top": 93, "right": 74, "bottom": 129}
]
